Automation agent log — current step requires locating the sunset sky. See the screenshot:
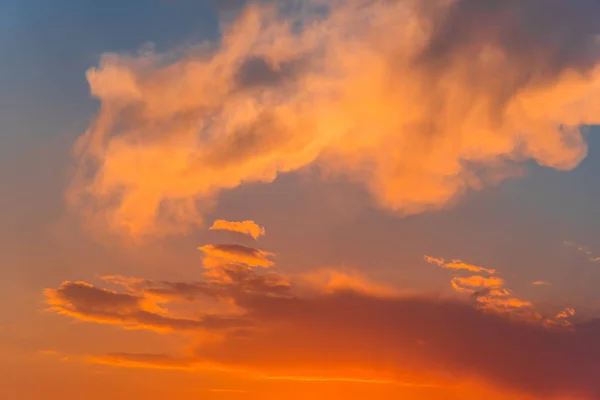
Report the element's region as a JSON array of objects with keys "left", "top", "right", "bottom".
[{"left": 4, "top": 1, "right": 600, "bottom": 399}]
